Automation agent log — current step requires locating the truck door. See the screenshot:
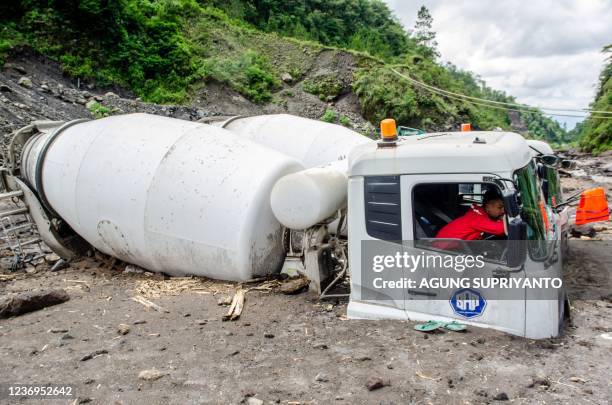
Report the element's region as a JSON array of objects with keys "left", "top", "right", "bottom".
[
  {"left": 347, "top": 175, "right": 408, "bottom": 319},
  {"left": 400, "top": 174, "right": 527, "bottom": 337},
  {"left": 515, "top": 163, "right": 565, "bottom": 338}
]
